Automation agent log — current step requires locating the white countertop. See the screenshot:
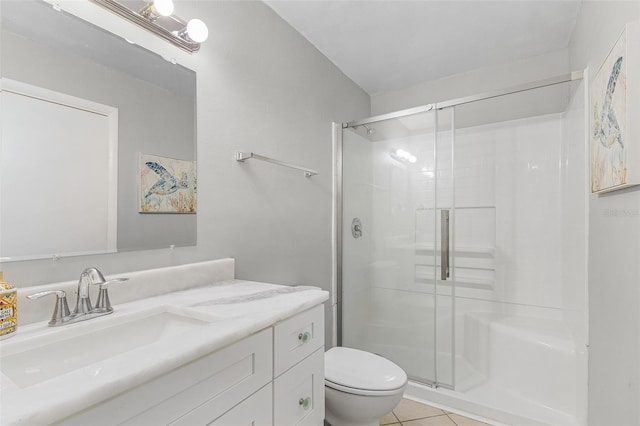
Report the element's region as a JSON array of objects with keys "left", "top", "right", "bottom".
[{"left": 0, "top": 280, "right": 329, "bottom": 425}]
